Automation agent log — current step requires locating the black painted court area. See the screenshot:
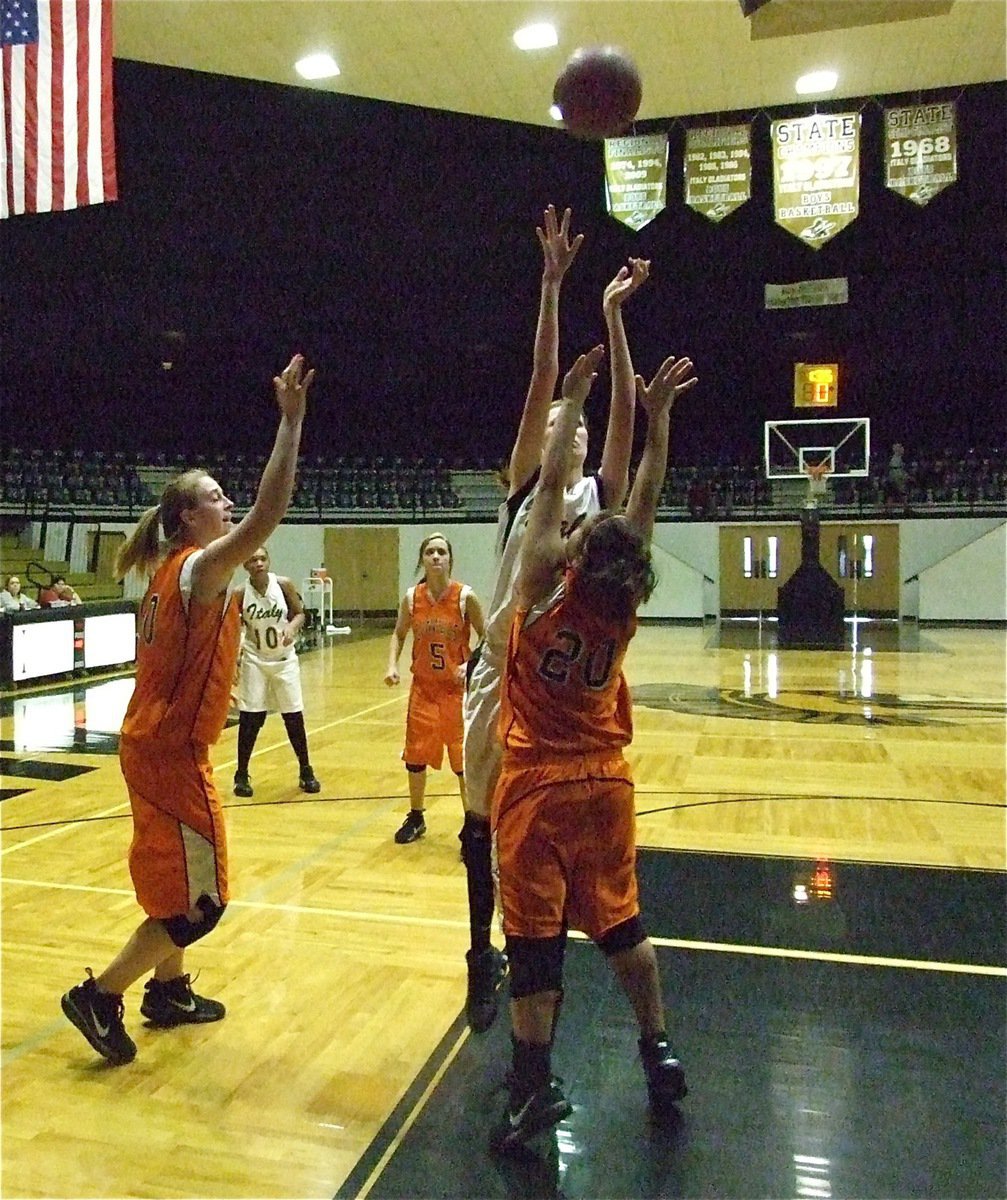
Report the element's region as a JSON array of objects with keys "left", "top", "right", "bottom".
[{"left": 340, "top": 850, "right": 1006, "bottom": 1200}]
